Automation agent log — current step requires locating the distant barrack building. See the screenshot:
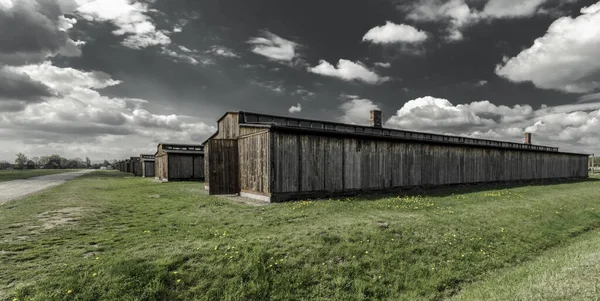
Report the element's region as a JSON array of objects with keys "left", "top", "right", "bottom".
[
  {"left": 130, "top": 157, "right": 141, "bottom": 177},
  {"left": 140, "top": 154, "right": 155, "bottom": 178},
  {"left": 154, "top": 143, "right": 205, "bottom": 182},
  {"left": 203, "top": 110, "right": 589, "bottom": 202}
]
